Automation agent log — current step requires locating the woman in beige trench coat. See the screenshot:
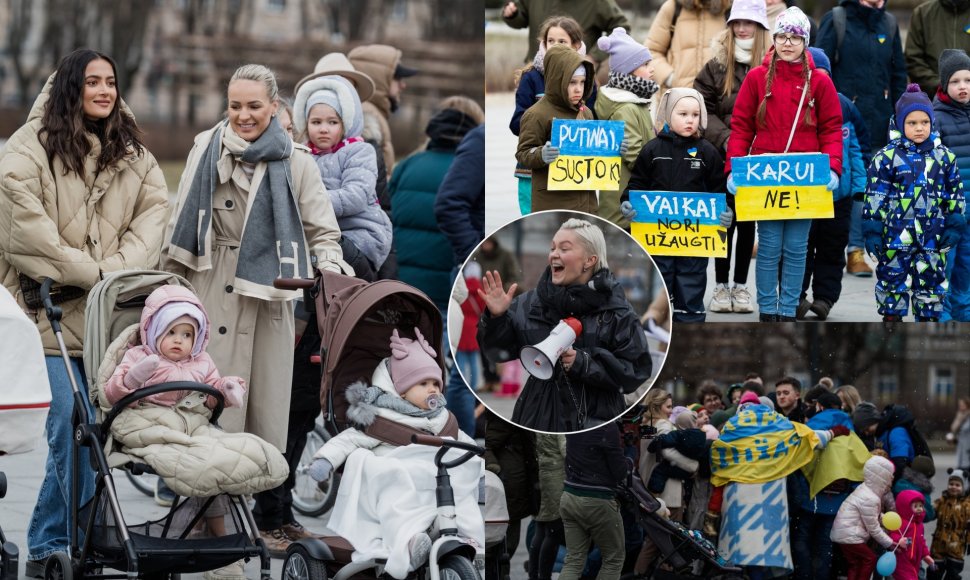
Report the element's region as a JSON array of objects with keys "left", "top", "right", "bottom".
[{"left": 162, "top": 64, "right": 350, "bottom": 451}]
